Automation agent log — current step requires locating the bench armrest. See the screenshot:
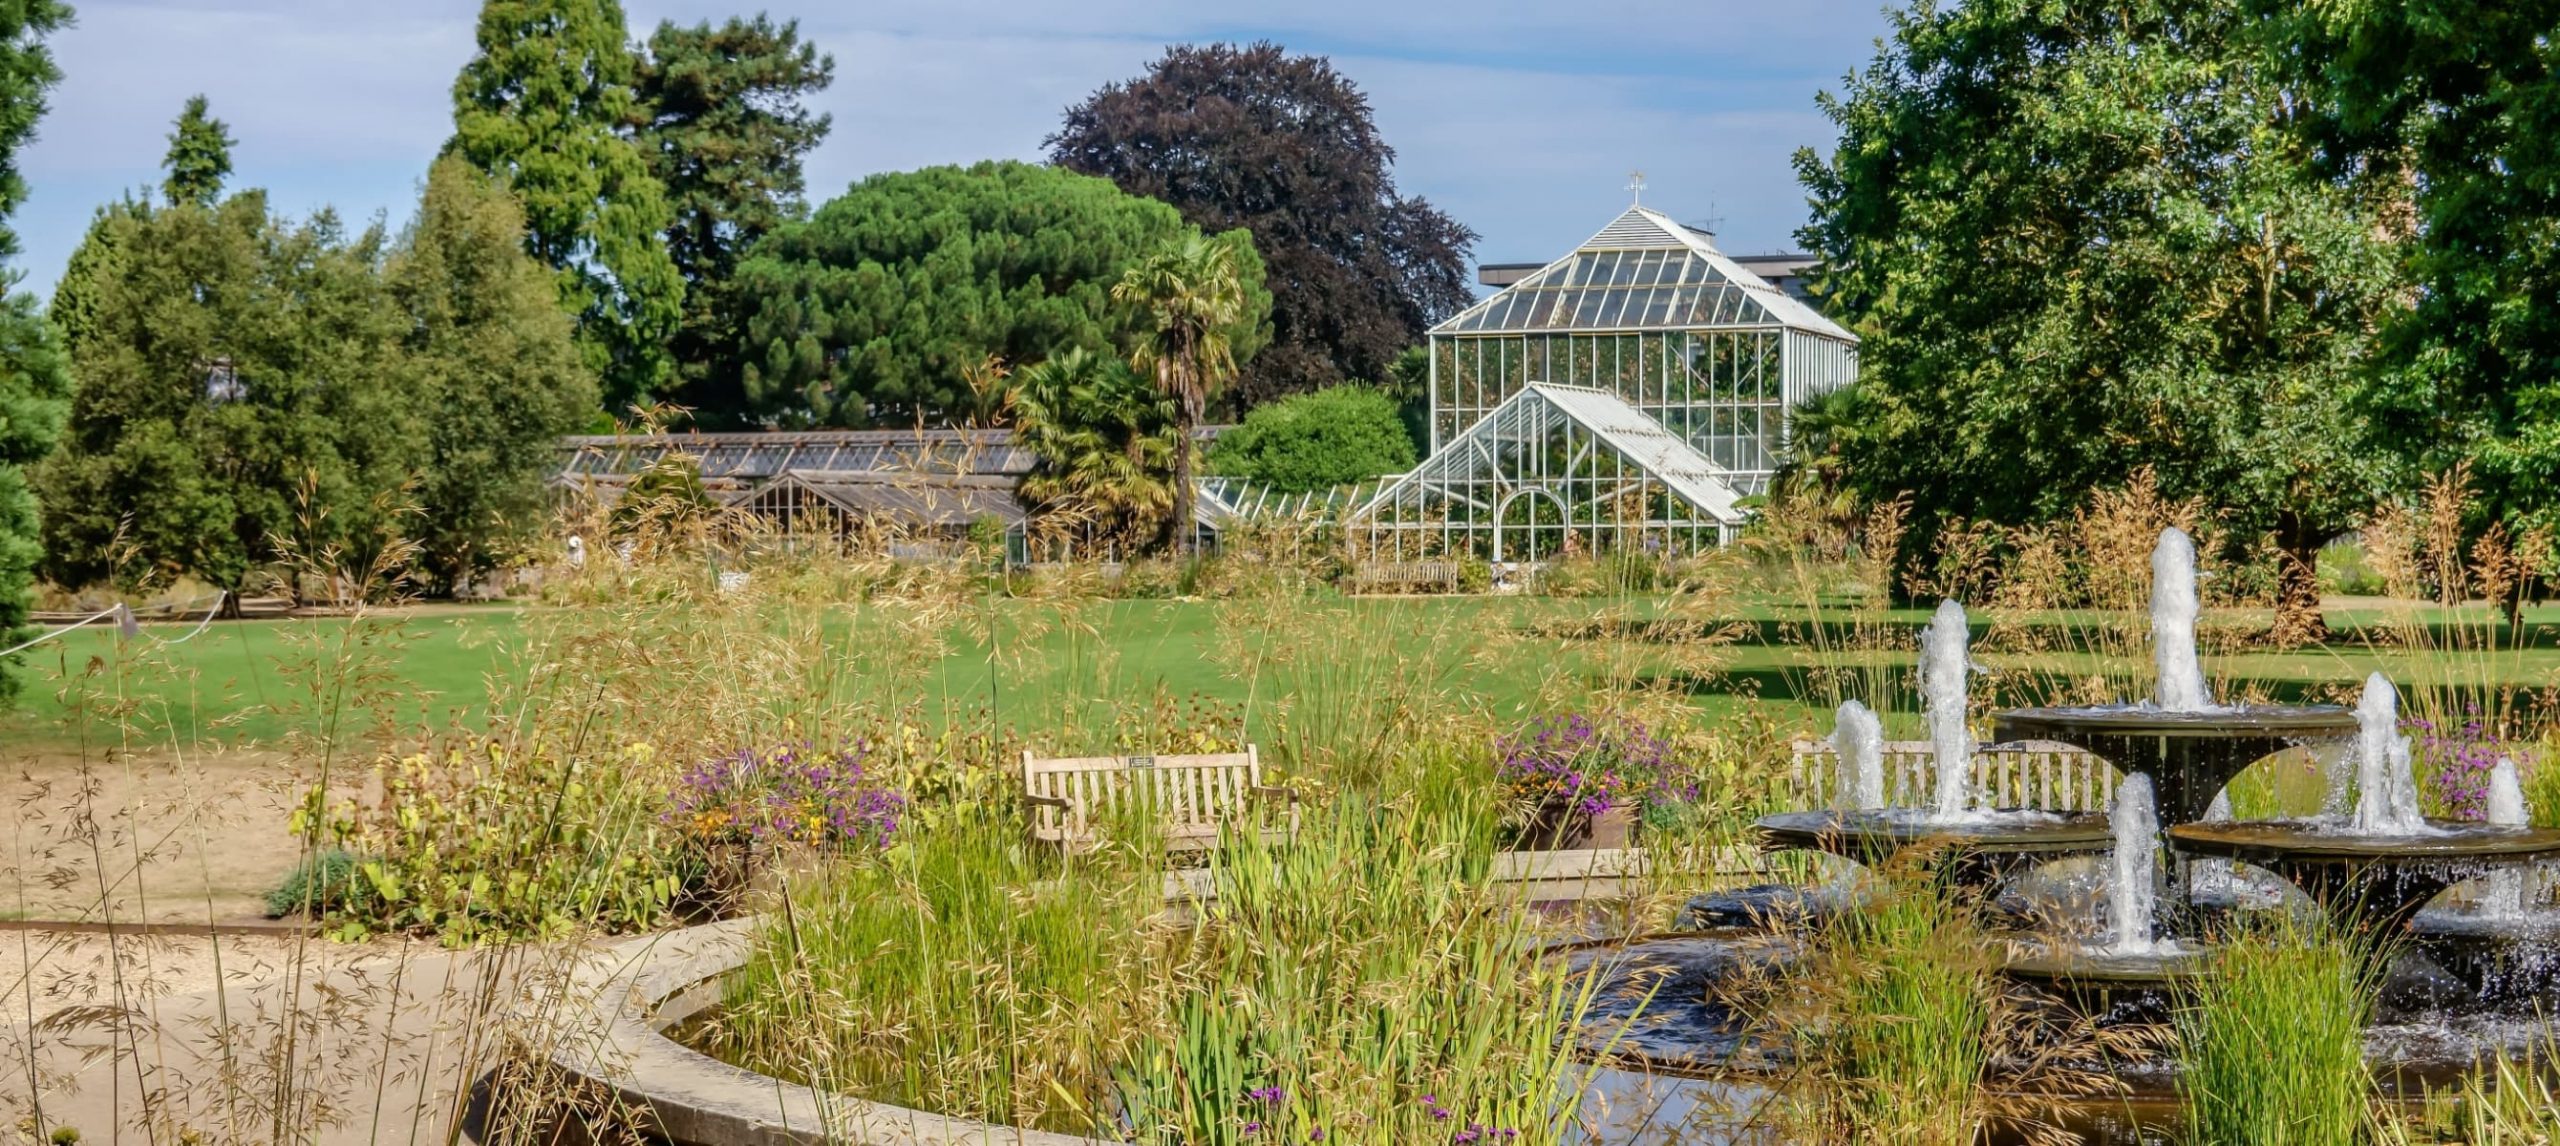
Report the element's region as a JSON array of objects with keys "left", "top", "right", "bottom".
[
  {"left": 1248, "top": 785, "right": 1299, "bottom": 804},
  {"left": 1022, "top": 793, "right": 1075, "bottom": 811}
]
